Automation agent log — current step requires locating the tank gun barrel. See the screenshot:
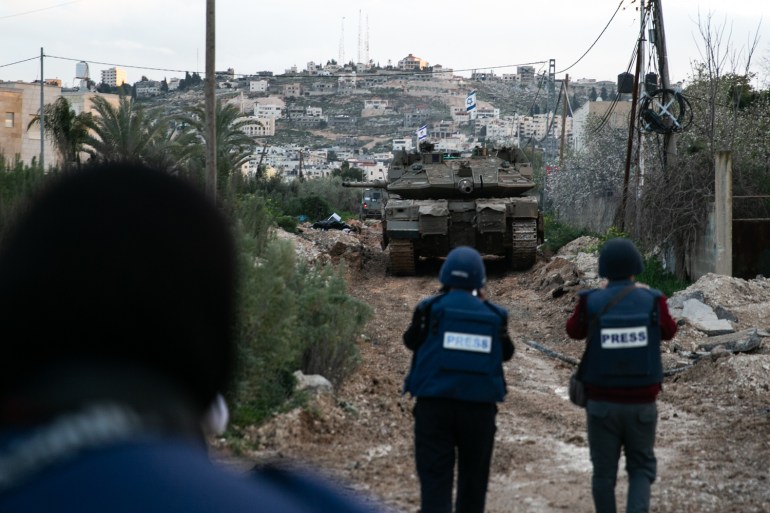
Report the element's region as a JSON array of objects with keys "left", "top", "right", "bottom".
[{"left": 342, "top": 179, "right": 388, "bottom": 189}]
